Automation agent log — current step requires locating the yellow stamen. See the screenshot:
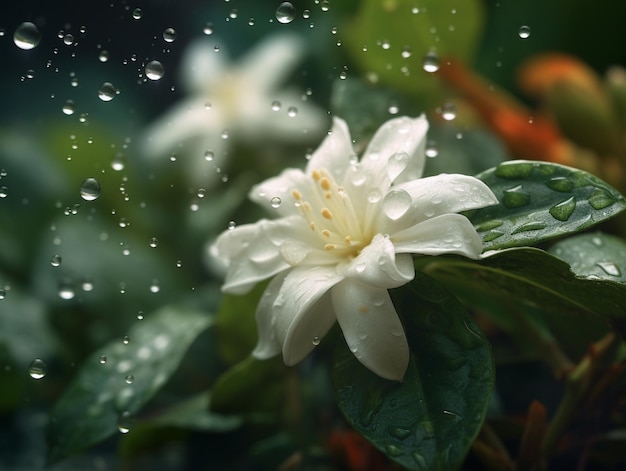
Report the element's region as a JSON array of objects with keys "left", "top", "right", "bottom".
[
  {"left": 358, "top": 305, "right": 369, "bottom": 314},
  {"left": 312, "top": 170, "right": 321, "bottom": 181},
  {"left": 325, "top": 191, "right": 332, "bottom": 199},
  {"left": 320, "top": 178, "right": 331, "bottom": 191},
  {"left": 292, "top": 189, "right": 302, "bottom": 201},
  {"left": 321, "top": 208, "right": 333, "bottom": 220},
  {"left": 324, "top": 243, "right": 336, "bottom": 250},
  {"left": 322, "top": 229, "right": 331, "bottom": 237},
  {"left": 344, "top": 236, "right": 352, "bottom": 245}
]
